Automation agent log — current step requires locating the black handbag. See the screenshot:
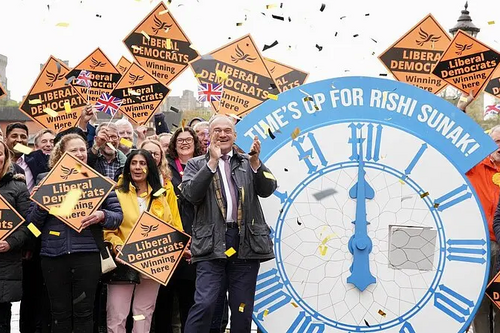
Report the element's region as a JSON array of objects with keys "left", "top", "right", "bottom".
[{"left": 101, "top": 195, "right": 155, "bottom": 285}]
